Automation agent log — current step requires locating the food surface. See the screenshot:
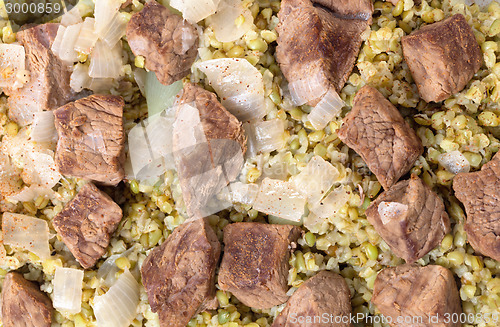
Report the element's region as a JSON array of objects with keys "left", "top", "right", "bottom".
[{"left": 0, "top": 0, "right": 500, "bottom": 326}]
